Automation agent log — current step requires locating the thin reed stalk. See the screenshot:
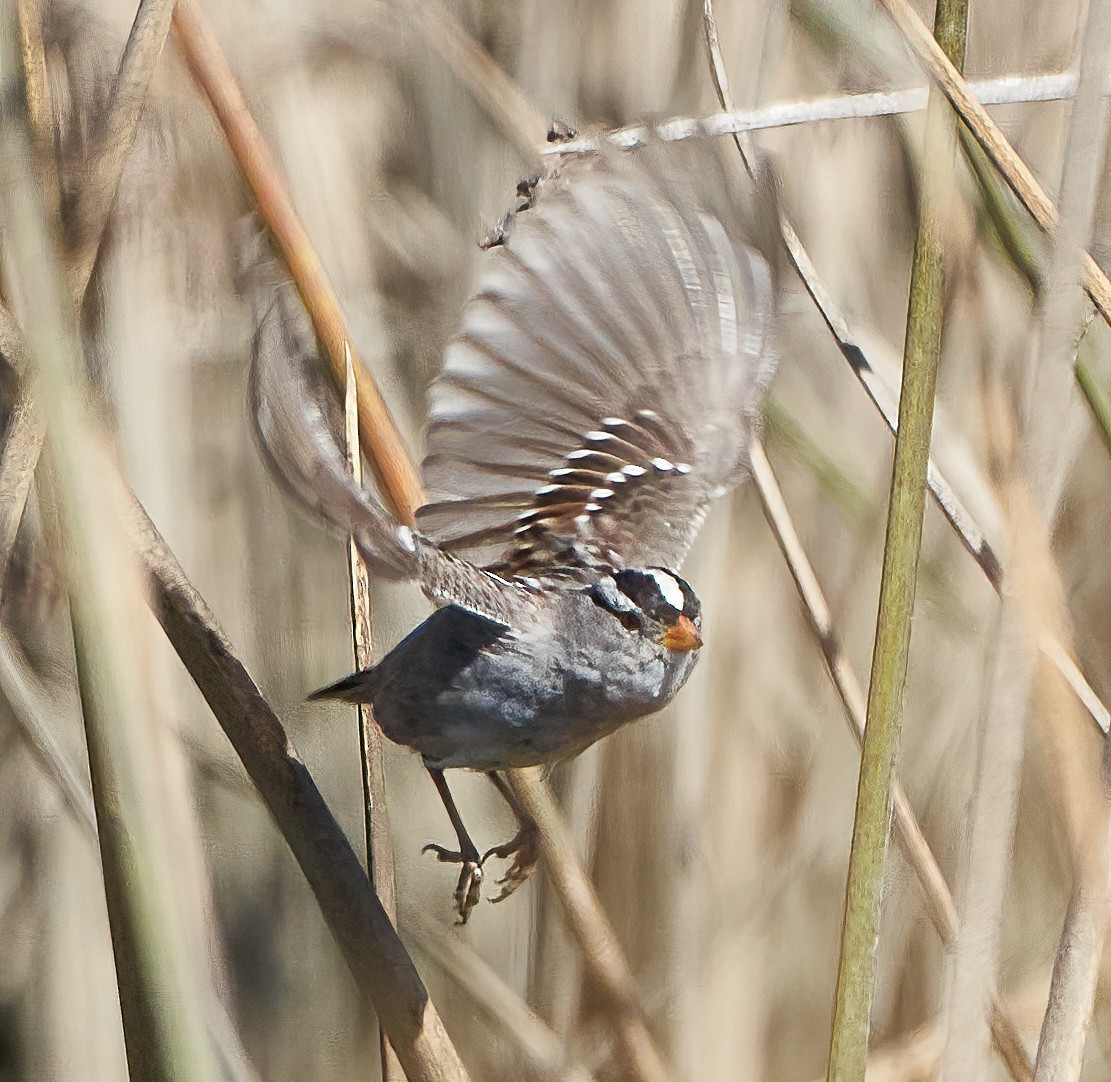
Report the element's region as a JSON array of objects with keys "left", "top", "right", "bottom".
[
  {"left": 343, "top": 347, "right": 404, "bottom": 1082},
  {"left": 1, "top": 0, "right": 182, "bottom": 604},
  {"left": 173, "top": 4, "right": 670, "bottom": 1074},
  {"left": 749, "top": 441, "right": 1033, "bottom": 1080},
  {"left": 1024, "top": 0, "right": 1111, "bottom": 1073},
  {"left": 70, "top": 0, "right": 178, "bottom": 299},
  {"left": 874, "top": 0, "right": 1111, "bottom": 327},
  {"left": 410, "top": 913, "right": 596, "bottom": 1082},
  {"left": 0, "top": 18, "right": 219, "bottom": 1077},
  {"left": 507, "top": 769, "right": 671, "bottom": 1082},
  {"left": 827, "top": 1, "right": 966, "bottom": 1074},
  {"left": 171, "top": 0, "right": 424, "bottom": 523}
]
